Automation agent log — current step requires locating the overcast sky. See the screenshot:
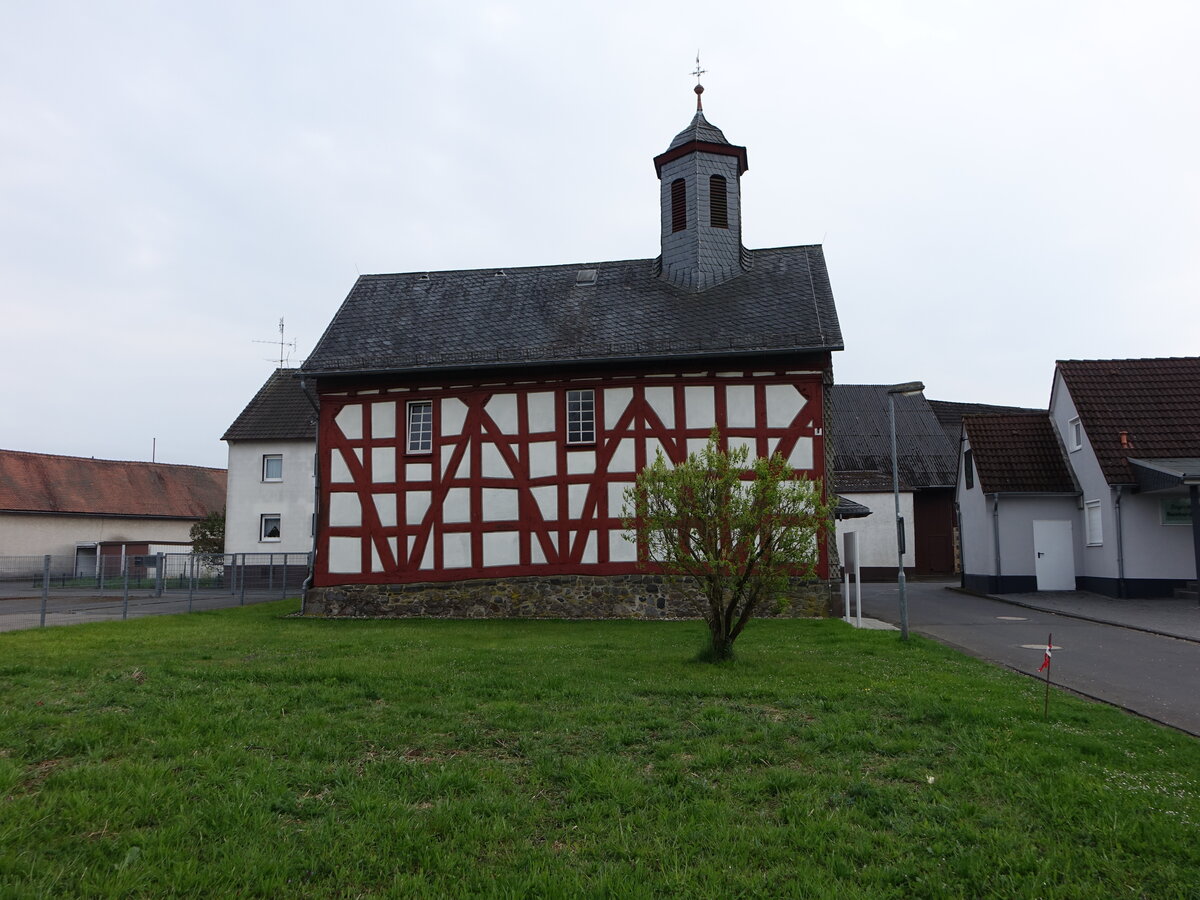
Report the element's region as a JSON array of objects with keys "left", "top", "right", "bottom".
[{"left": 3, "top": 1, "right": 1197, "bottom": 470}]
